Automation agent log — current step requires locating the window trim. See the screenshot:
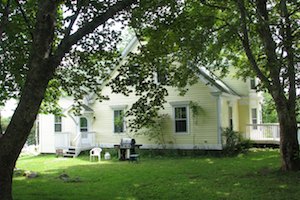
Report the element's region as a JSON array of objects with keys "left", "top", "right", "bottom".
[{"left": 173, "top": 105, "right": 189, "bottom": 134}]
